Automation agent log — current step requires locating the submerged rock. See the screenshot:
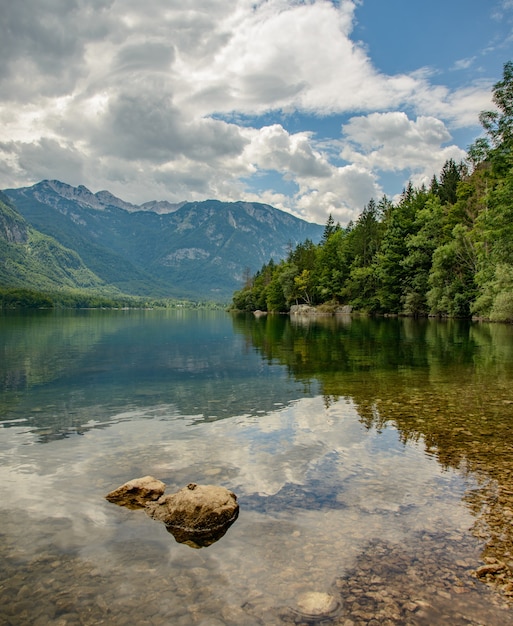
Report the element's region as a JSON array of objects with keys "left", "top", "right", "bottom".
[
  {"left": 105, "top": 475, "right": 166, "bottom": 509},
  {"left": 145, "top": 483, "right": 239, "bottom": 547},
  {"left": 295, "top": 591, "right": 339, "bottom": 616},
  {"left": 106, "top": 478, "right": 239, "bottom": 548},
  {"left": 283, "top": 591, "right": 341, "bottom": 622},
  {"left": 162, "top": 519, "right": 237, "bottom": 549}
]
